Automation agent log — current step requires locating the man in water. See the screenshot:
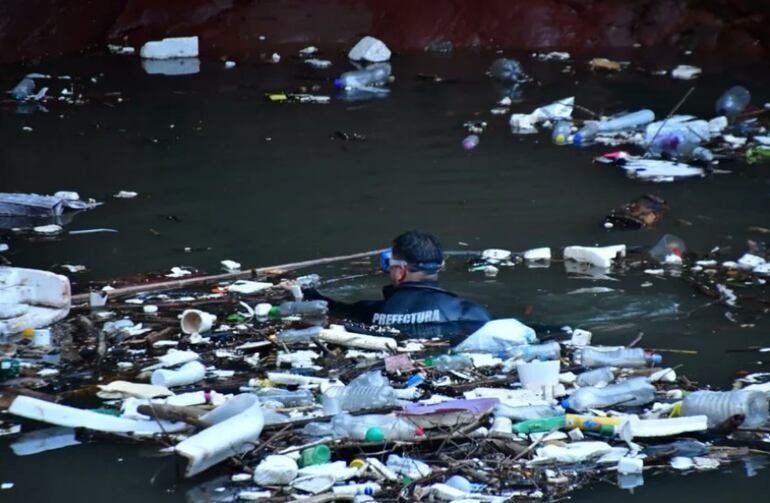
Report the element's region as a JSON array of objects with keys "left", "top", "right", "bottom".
[{"left": 302, "top": 230, "right": 492, "bottom": 327}]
